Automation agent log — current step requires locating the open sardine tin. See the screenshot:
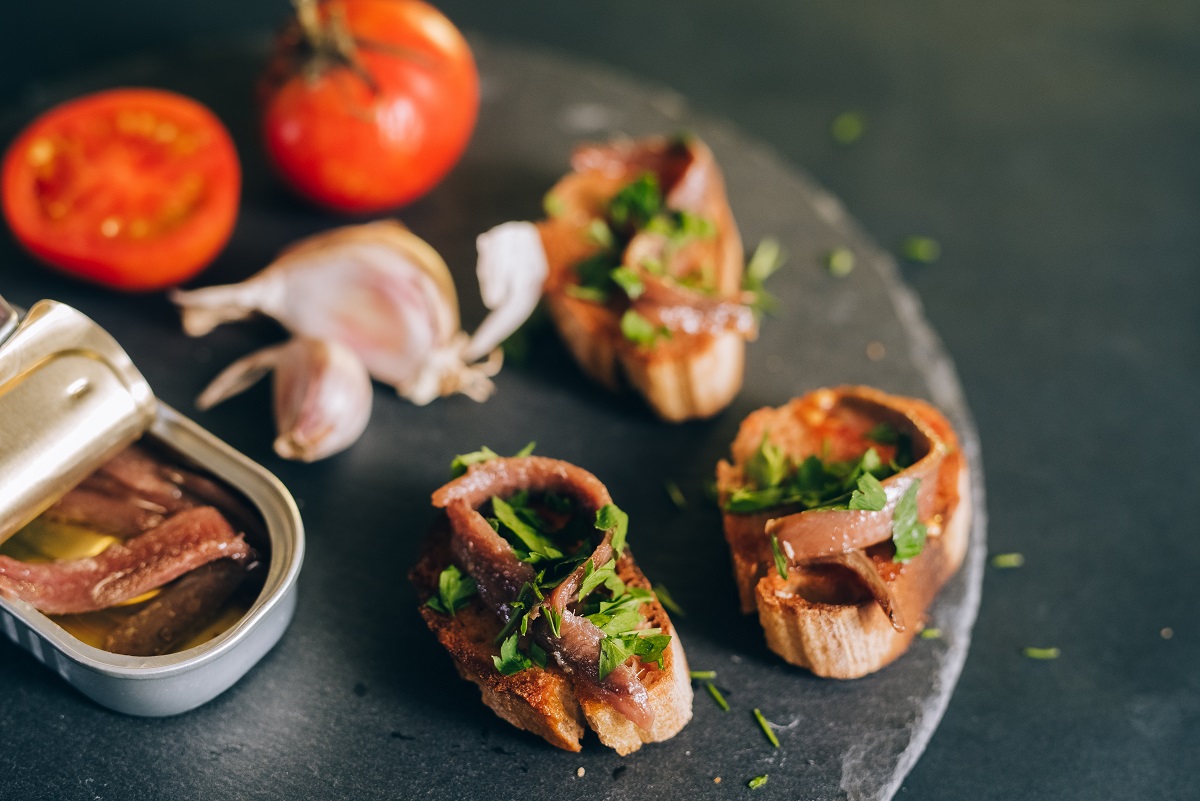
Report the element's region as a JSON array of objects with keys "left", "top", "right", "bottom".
[{"left": 0, "top": 297, "right": 304, "bottom": 716}]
